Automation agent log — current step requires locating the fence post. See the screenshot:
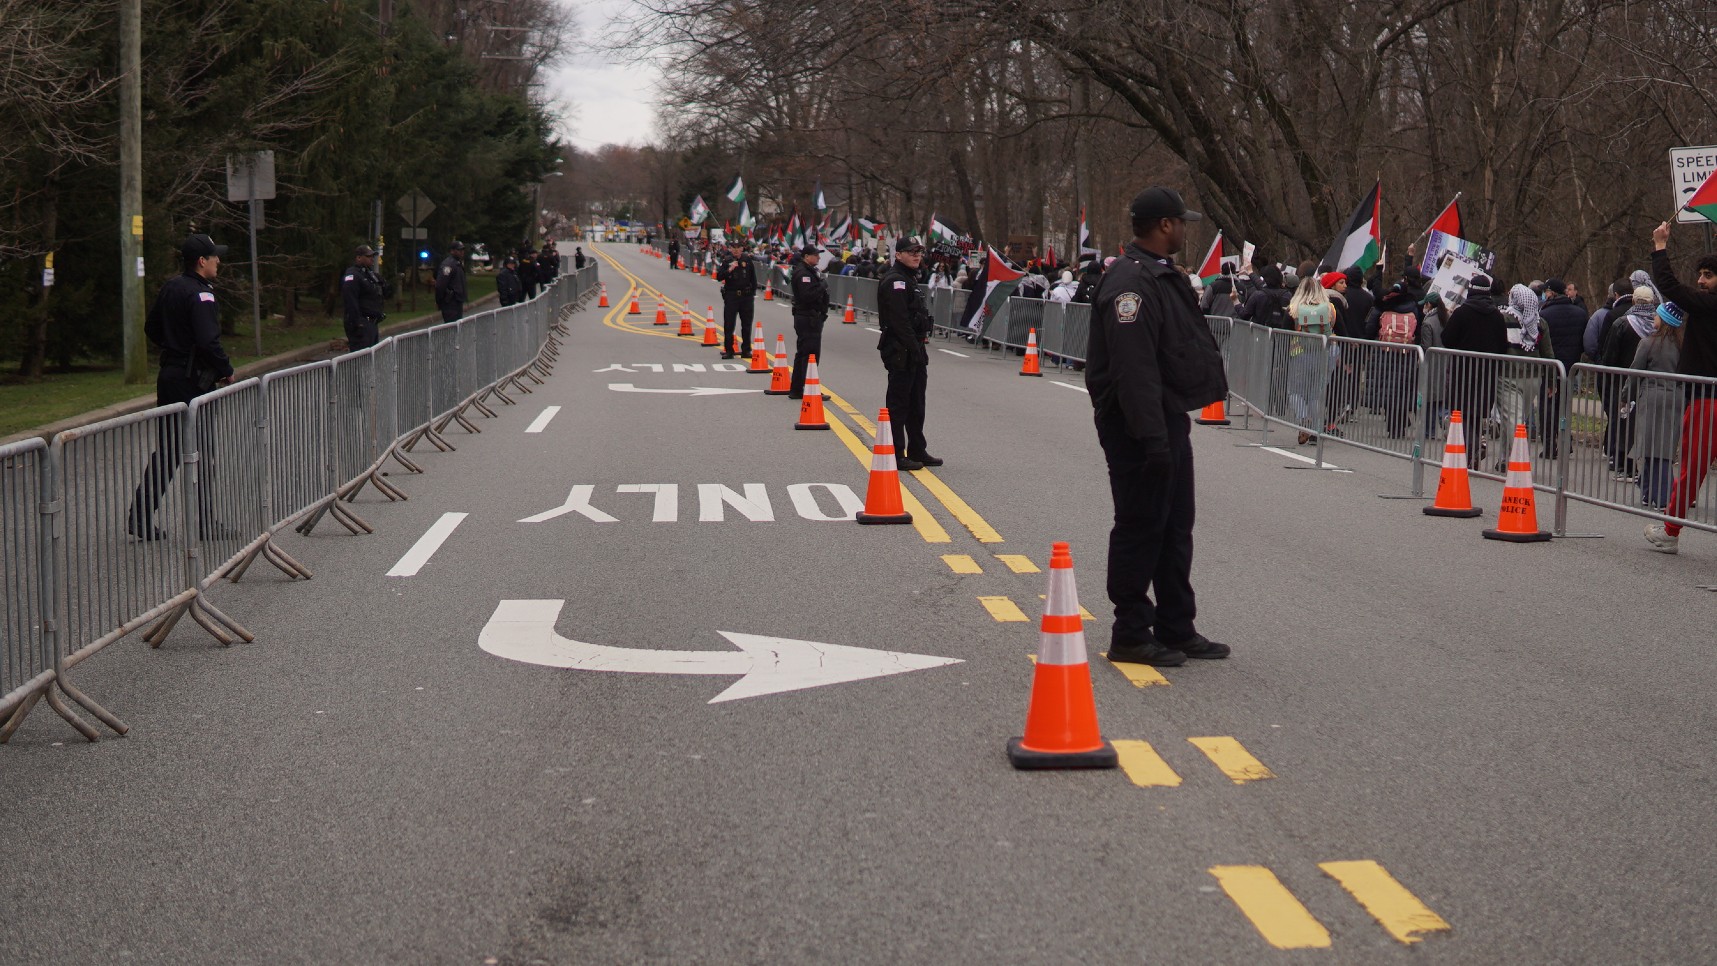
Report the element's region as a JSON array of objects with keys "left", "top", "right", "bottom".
[{"left": 1410, "top": 347, "right": 1430, "bottom": 497}]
